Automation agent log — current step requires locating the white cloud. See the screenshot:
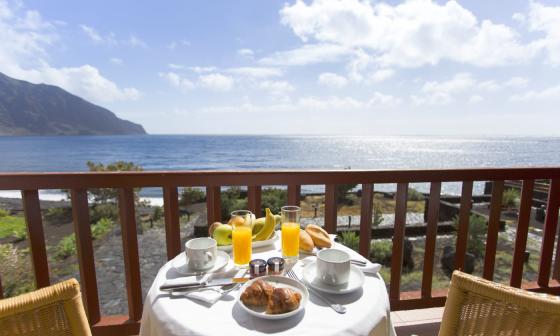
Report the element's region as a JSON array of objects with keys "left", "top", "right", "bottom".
[
  {"left": 368, "top": 92, "right": 401, "bottom": 106},
  {"left": 414, "top": 73, "right": 476, "bottom": 105},
  {"left": 198, "top": 73, "right": 234, "bottom": 91},
  {"left": 237, "top": 48, "right": 254, "bottom": 58},
  {"left": 318, "top": 72, "right": 348, "bottom": 88},
  {"left": 126, "top": 35, "right": 147, "bottom": 48},
  {"left": 369, "top": 68, "right": 394, "bottom": 83},
  {"left": 158, "top": 71, "right": 194, "bottom": 91},
  {"left": 258, "top": 80, "right": 294, "bottom": 95},
  {"left": 168, "top": 63, "right": 184, "bottom": 70},
  {"left": 226, "top": 67, "right": 283, "bottom": 78},
  {"left": 189, "top": 66, "right": 218, "bottom": 73},
  {"left": 511, "top": 85, "right": 560, "bottom": 101},
  {"left": 279, "top": 0, "right": 534, "bottom": 69},
  {"left": 259, "top": 43, "right": 351, "bottom": 66},
  {"left": 504, "top": 76, "right": 529, "bottom": 87},
  {"left": 512, "top": 12, "right": 526, "bottom": 24},
  {"left": 478, "top": 80, "right": 501, "bottom": 92},
  {"left": 469, "top": 95, "right": 484, "bottom": 104},
  {"left": 527, "top": 1, "right": 560, "bottom": 65},
  {"left": 167, "top": 39, "right": 190, "bottom": 50},
  {"left": 0, "top": 3, "right": 138, "bottom": 103},
  {"left": 110, "top": 57, "right": 123, "bottom": 65},
  {"left": 79, "top": 24, "right": 117, "bottom": 45}
]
